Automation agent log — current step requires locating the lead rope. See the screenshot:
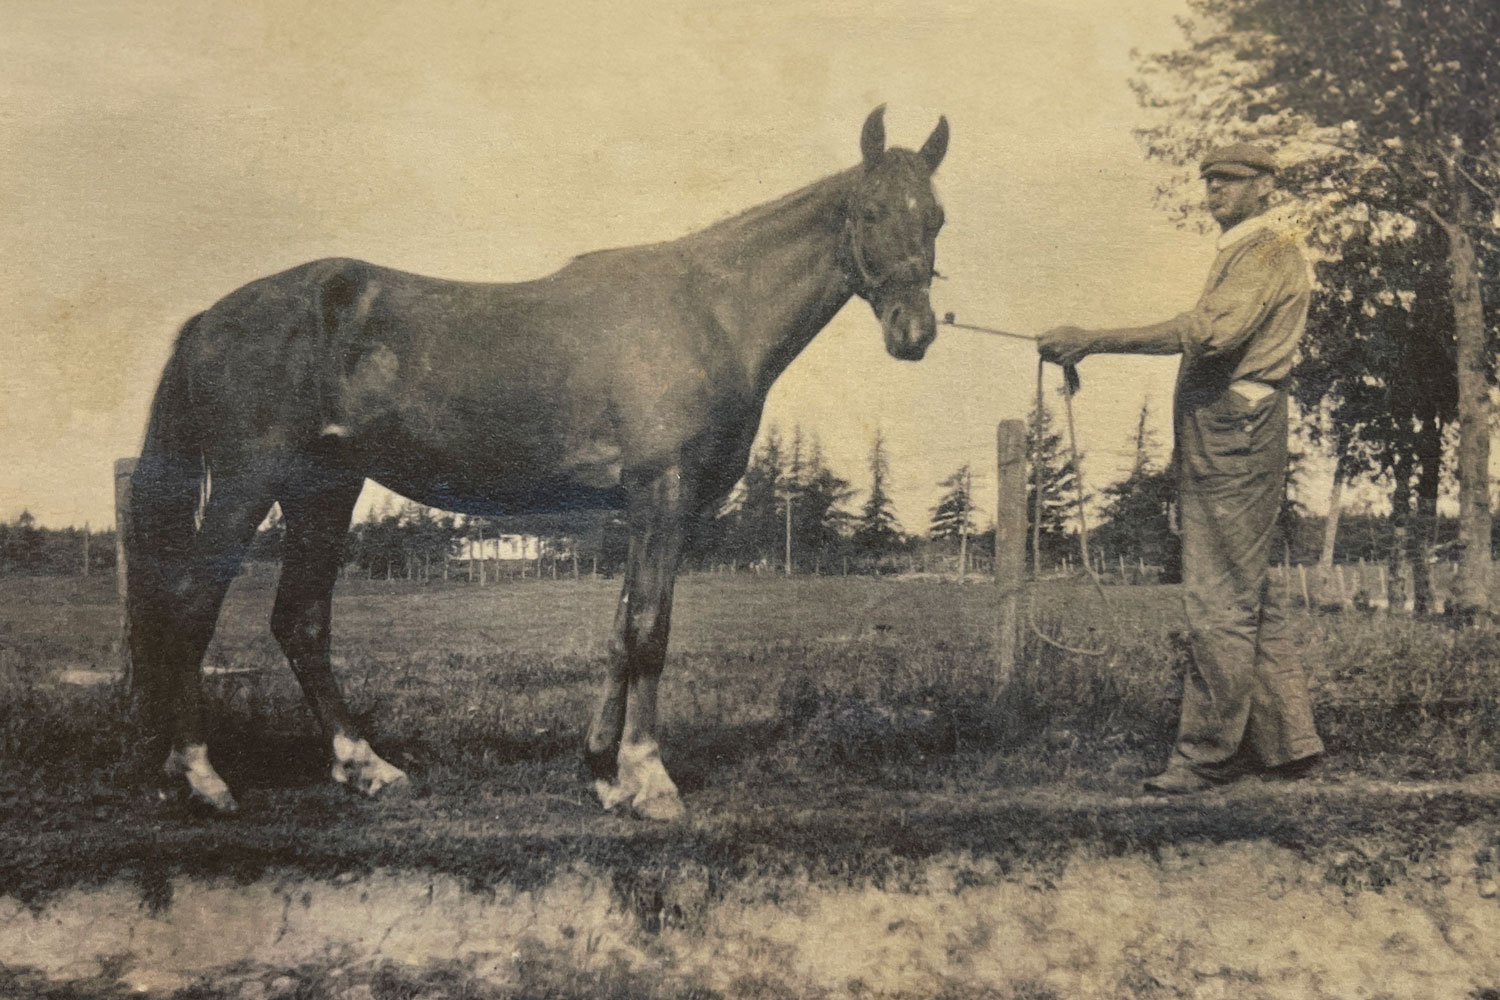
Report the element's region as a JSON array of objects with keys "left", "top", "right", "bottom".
[
  {"left": 843, "top": 315, "right": 1118, "bottom": 660},
  {"left": 1027, "top": 356, "right": 1114, "bottom": 659}
]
